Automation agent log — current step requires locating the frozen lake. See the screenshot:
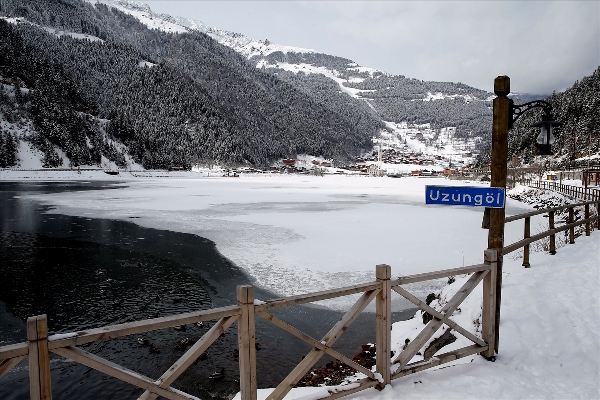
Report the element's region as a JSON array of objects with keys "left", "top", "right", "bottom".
[{"left": 21, "top": 174, "right": 536, "bottom": 309}]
